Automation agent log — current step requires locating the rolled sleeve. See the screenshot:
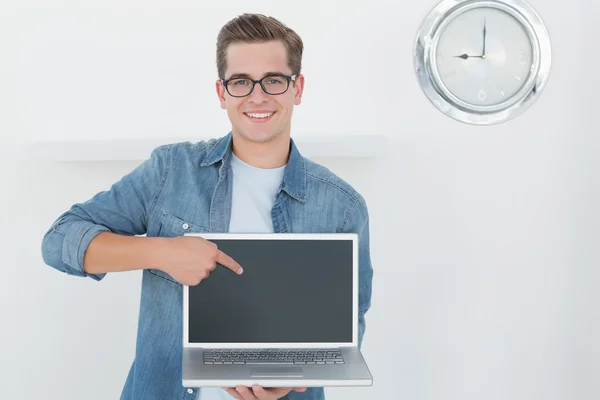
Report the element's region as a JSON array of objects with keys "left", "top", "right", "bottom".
[
  {"left": 61, "top": 221, "right": 111, "bottom": 281},
  {"left": 41, "top": 144, "right": 171, "bottom": 281}
]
